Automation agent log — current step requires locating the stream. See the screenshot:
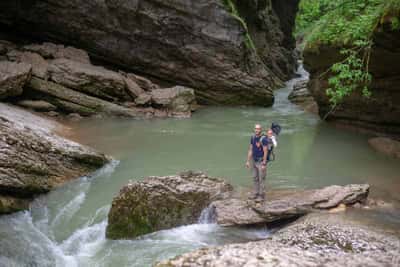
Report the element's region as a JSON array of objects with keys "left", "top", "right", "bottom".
[{"left": 0, "top": 64, "right": 399, "bottom": 267}]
